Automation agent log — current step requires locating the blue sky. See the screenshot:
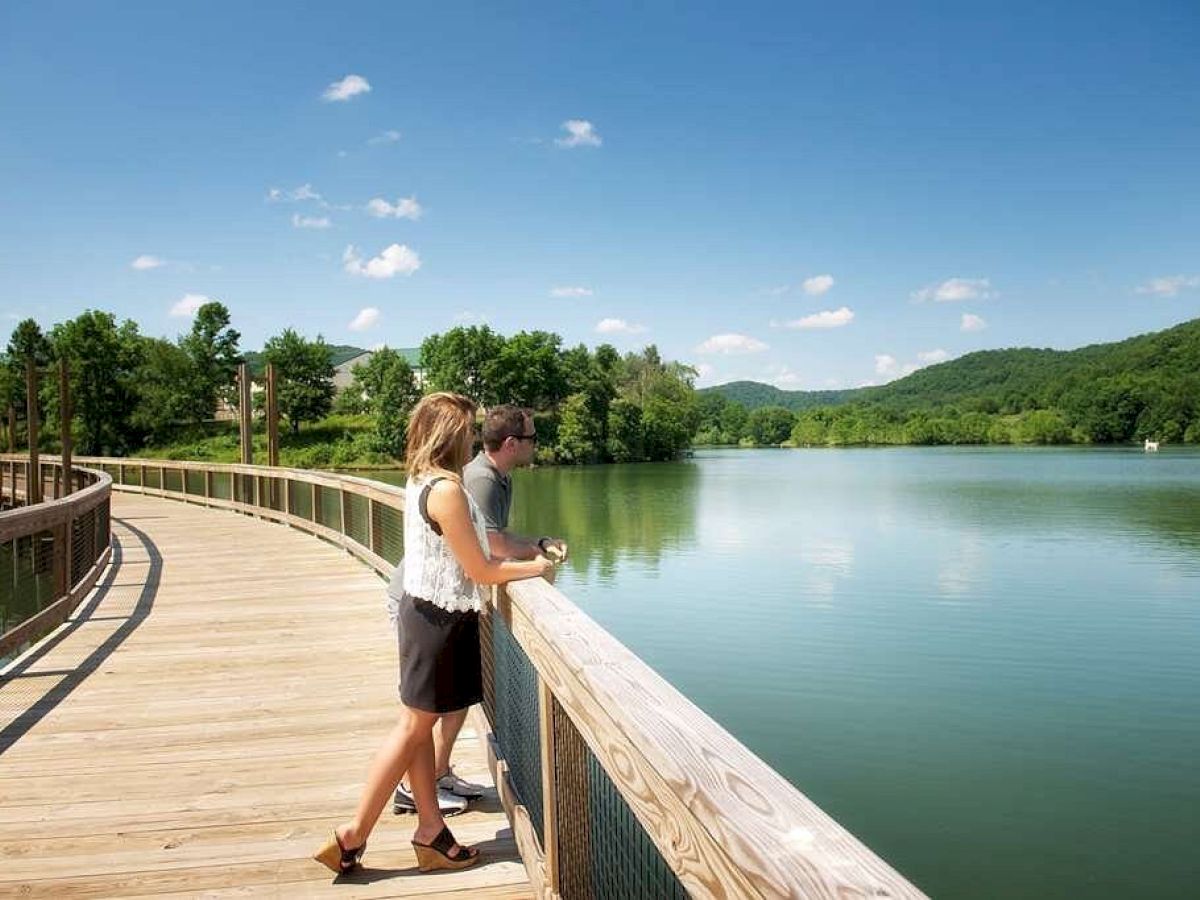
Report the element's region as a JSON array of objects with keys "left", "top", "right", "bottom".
[{"left": 2, "top": 1, "right": 1198, "bottom": 389}]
